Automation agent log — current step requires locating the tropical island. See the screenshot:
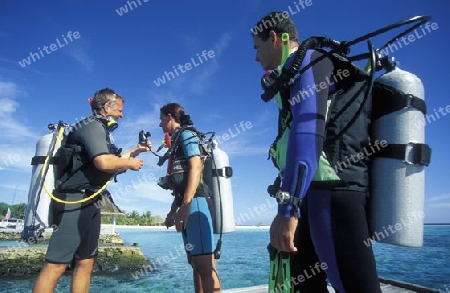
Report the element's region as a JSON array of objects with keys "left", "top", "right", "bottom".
[{"left": 0, "top": 200, "right": 165, "bottom": 227}]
